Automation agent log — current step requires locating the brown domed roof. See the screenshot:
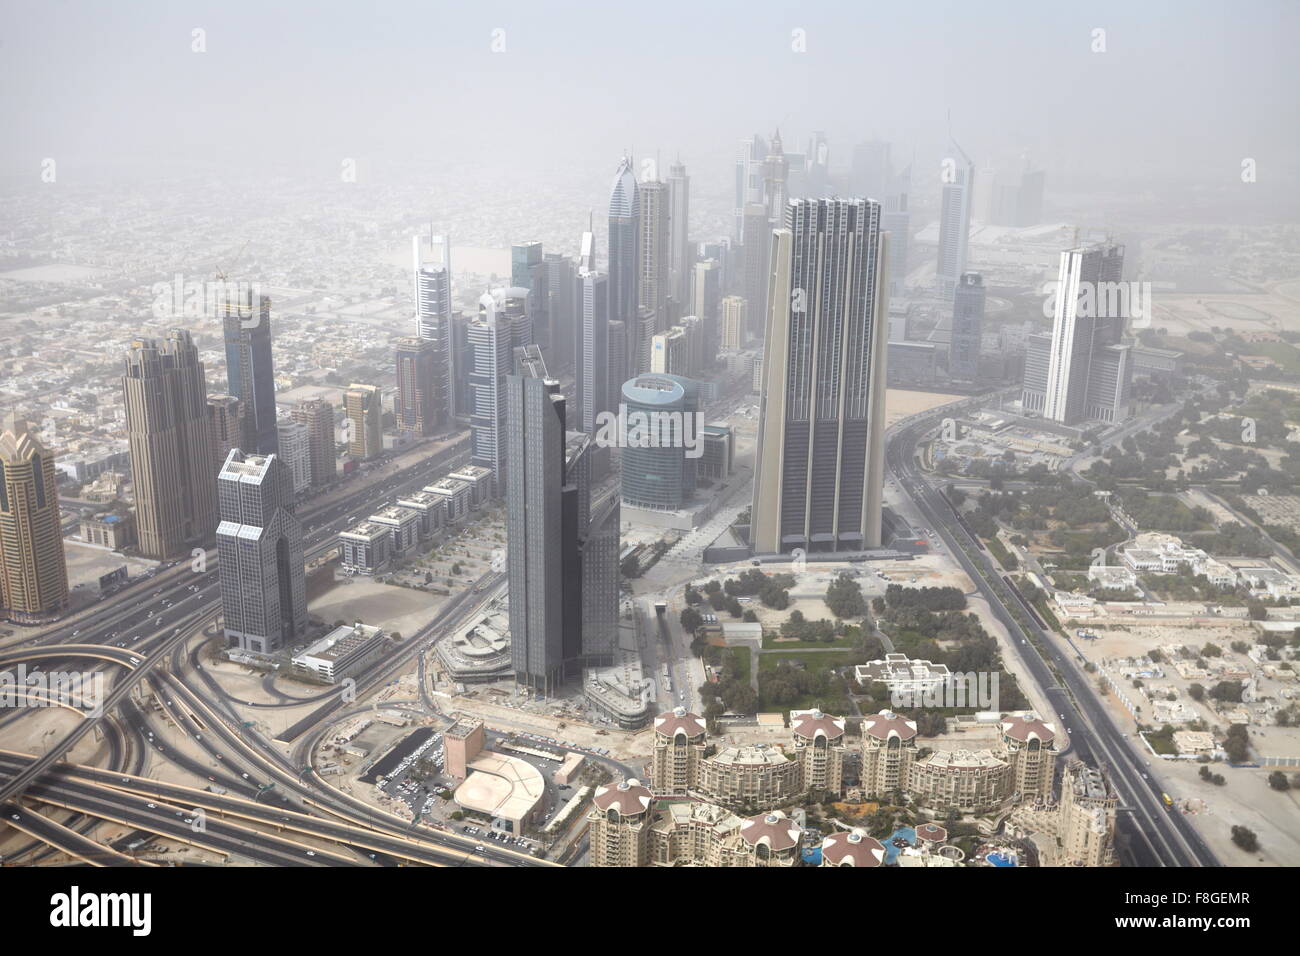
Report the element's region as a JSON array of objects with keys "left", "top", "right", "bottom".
[
  {"left": 863, "top": 710, "right": 918, "bottom": 742},
  {"left": 592, "top": 779, "right": 653, "bottom": 816},
  {"left": 821, "top": 829, "right": 885, "bottom": 867}
]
